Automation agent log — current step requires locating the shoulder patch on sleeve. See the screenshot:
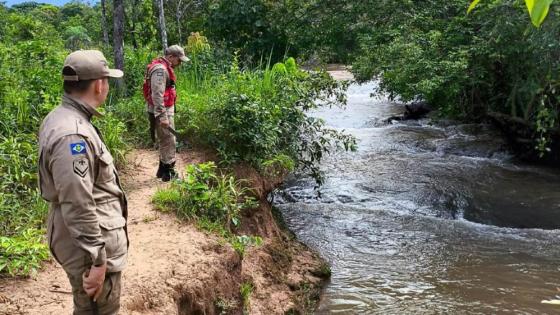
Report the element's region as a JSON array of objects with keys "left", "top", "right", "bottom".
[
  {"left": 73, "top": 158, "right": 89, "bottom": 178},
  {"left": 70, "top": 141, "right": 87, "bottom": 155}
]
